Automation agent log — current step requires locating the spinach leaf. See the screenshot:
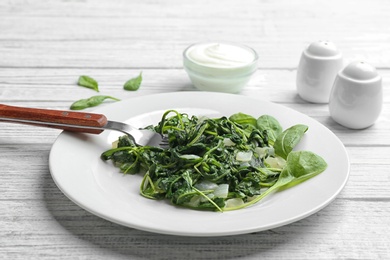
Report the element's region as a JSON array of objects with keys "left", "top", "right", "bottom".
[
  {"left": 229, "top": 112, "right": 257, "bottom": 127},
  {"left": 225, "top": 150, "right": 327, "bottom": 211},
  {"left": 124, "top": 72, "right": 142, "bottom": 91},
  {"left": 256, "top": 115, "right": 282, "bottom": 144},
  {"left": 274, "top": 124, "right": 308, "bottom": 159},
  {"left": 70, "top": 95, "right": 120, "bottom": 110},
  {"left": 78, "top": 75, "right": 99, "bottom": 92},
  {"left": 277, "top": 150, "right": 327, "bottom": 188}
]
